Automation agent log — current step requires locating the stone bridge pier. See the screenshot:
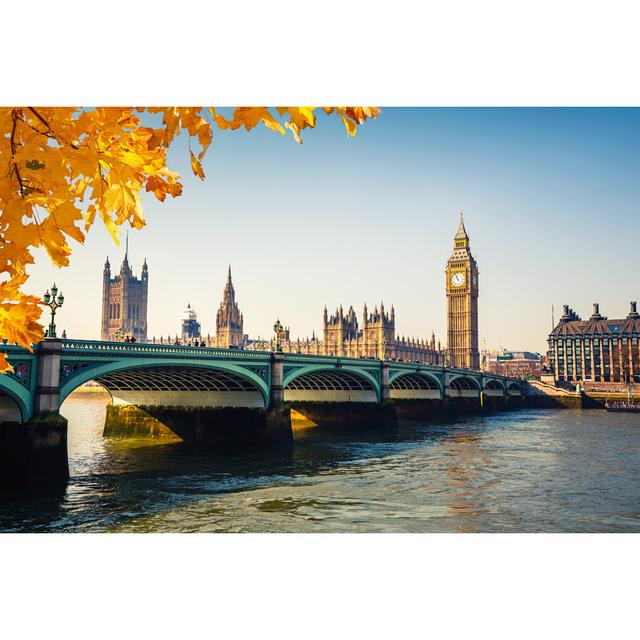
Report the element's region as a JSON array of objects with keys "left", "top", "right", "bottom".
[{"left": 0, "top": 340, "right": 69, "bottom": 491}]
